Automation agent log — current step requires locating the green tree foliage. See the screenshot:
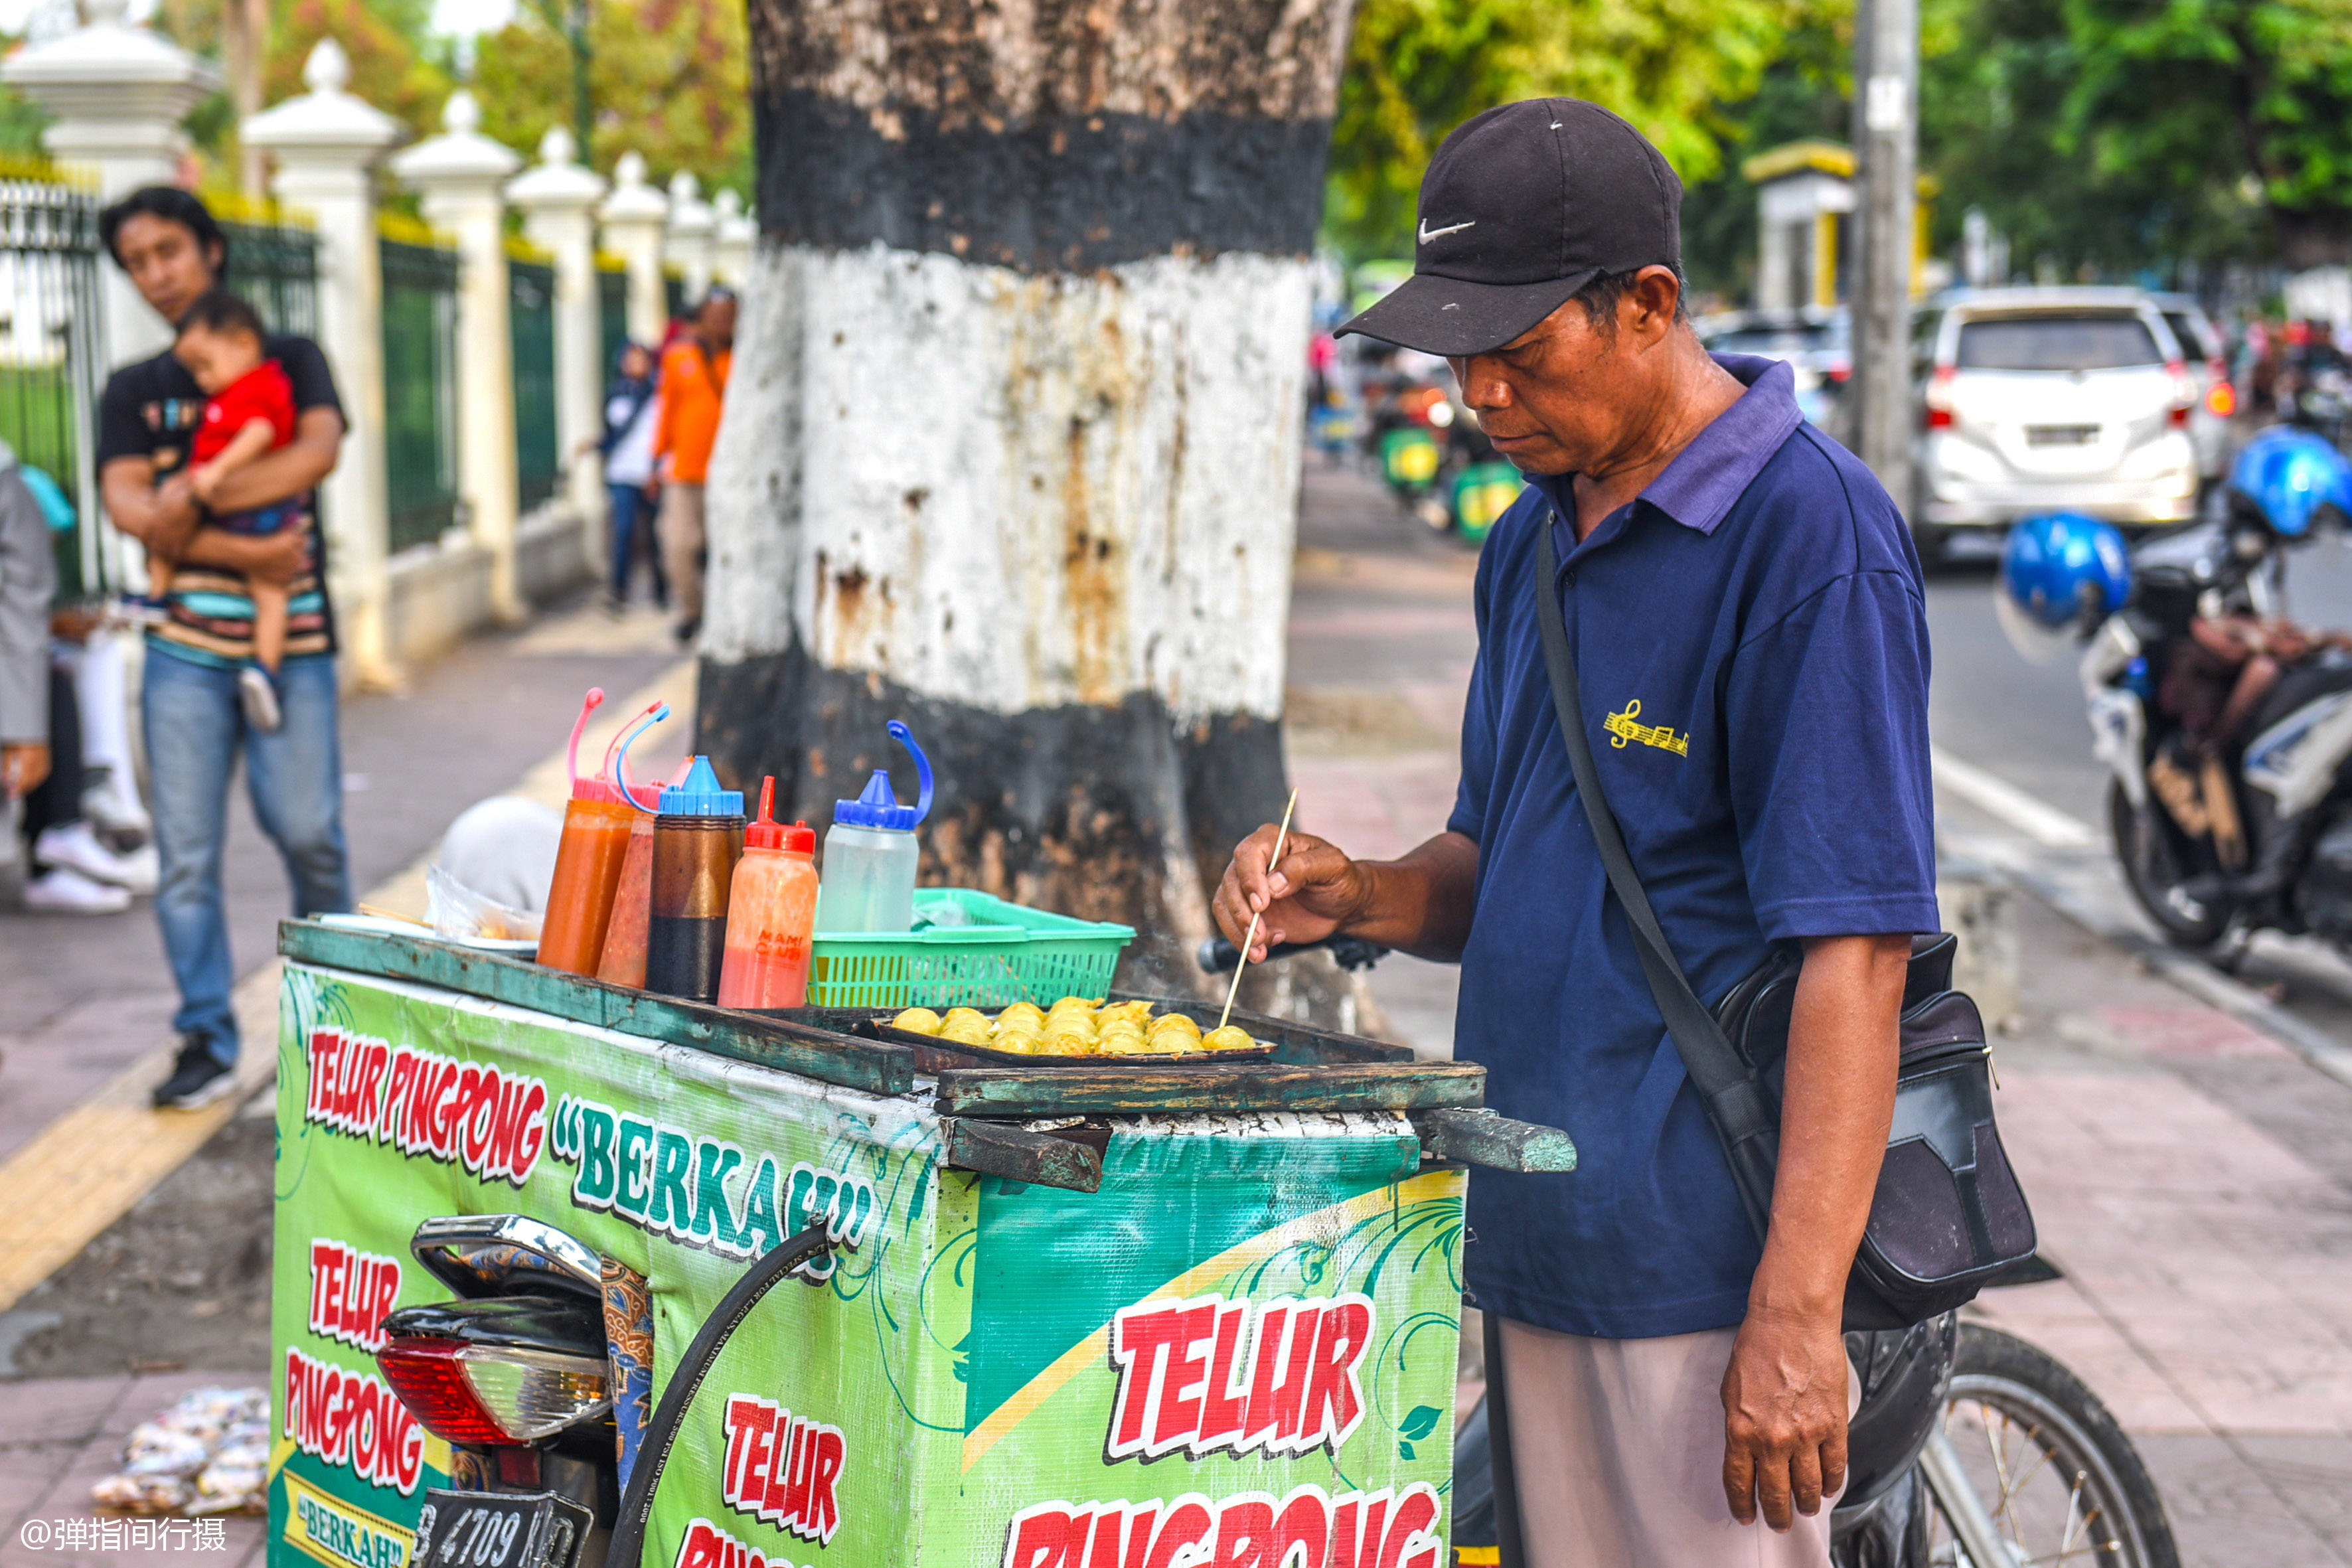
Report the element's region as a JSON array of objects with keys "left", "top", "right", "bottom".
[
  {"left": 1678, "top": 10, "right": 1851, "bottom": 302},
  {"left": 1324, "top": 0, "right": 1822, "bottom": 262},
  {"left": 473, "top": 0, "right": 750, "bottom": 195},
  {"left": 2057, "top": 0, "right": 2352, "bottom": 267}
]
